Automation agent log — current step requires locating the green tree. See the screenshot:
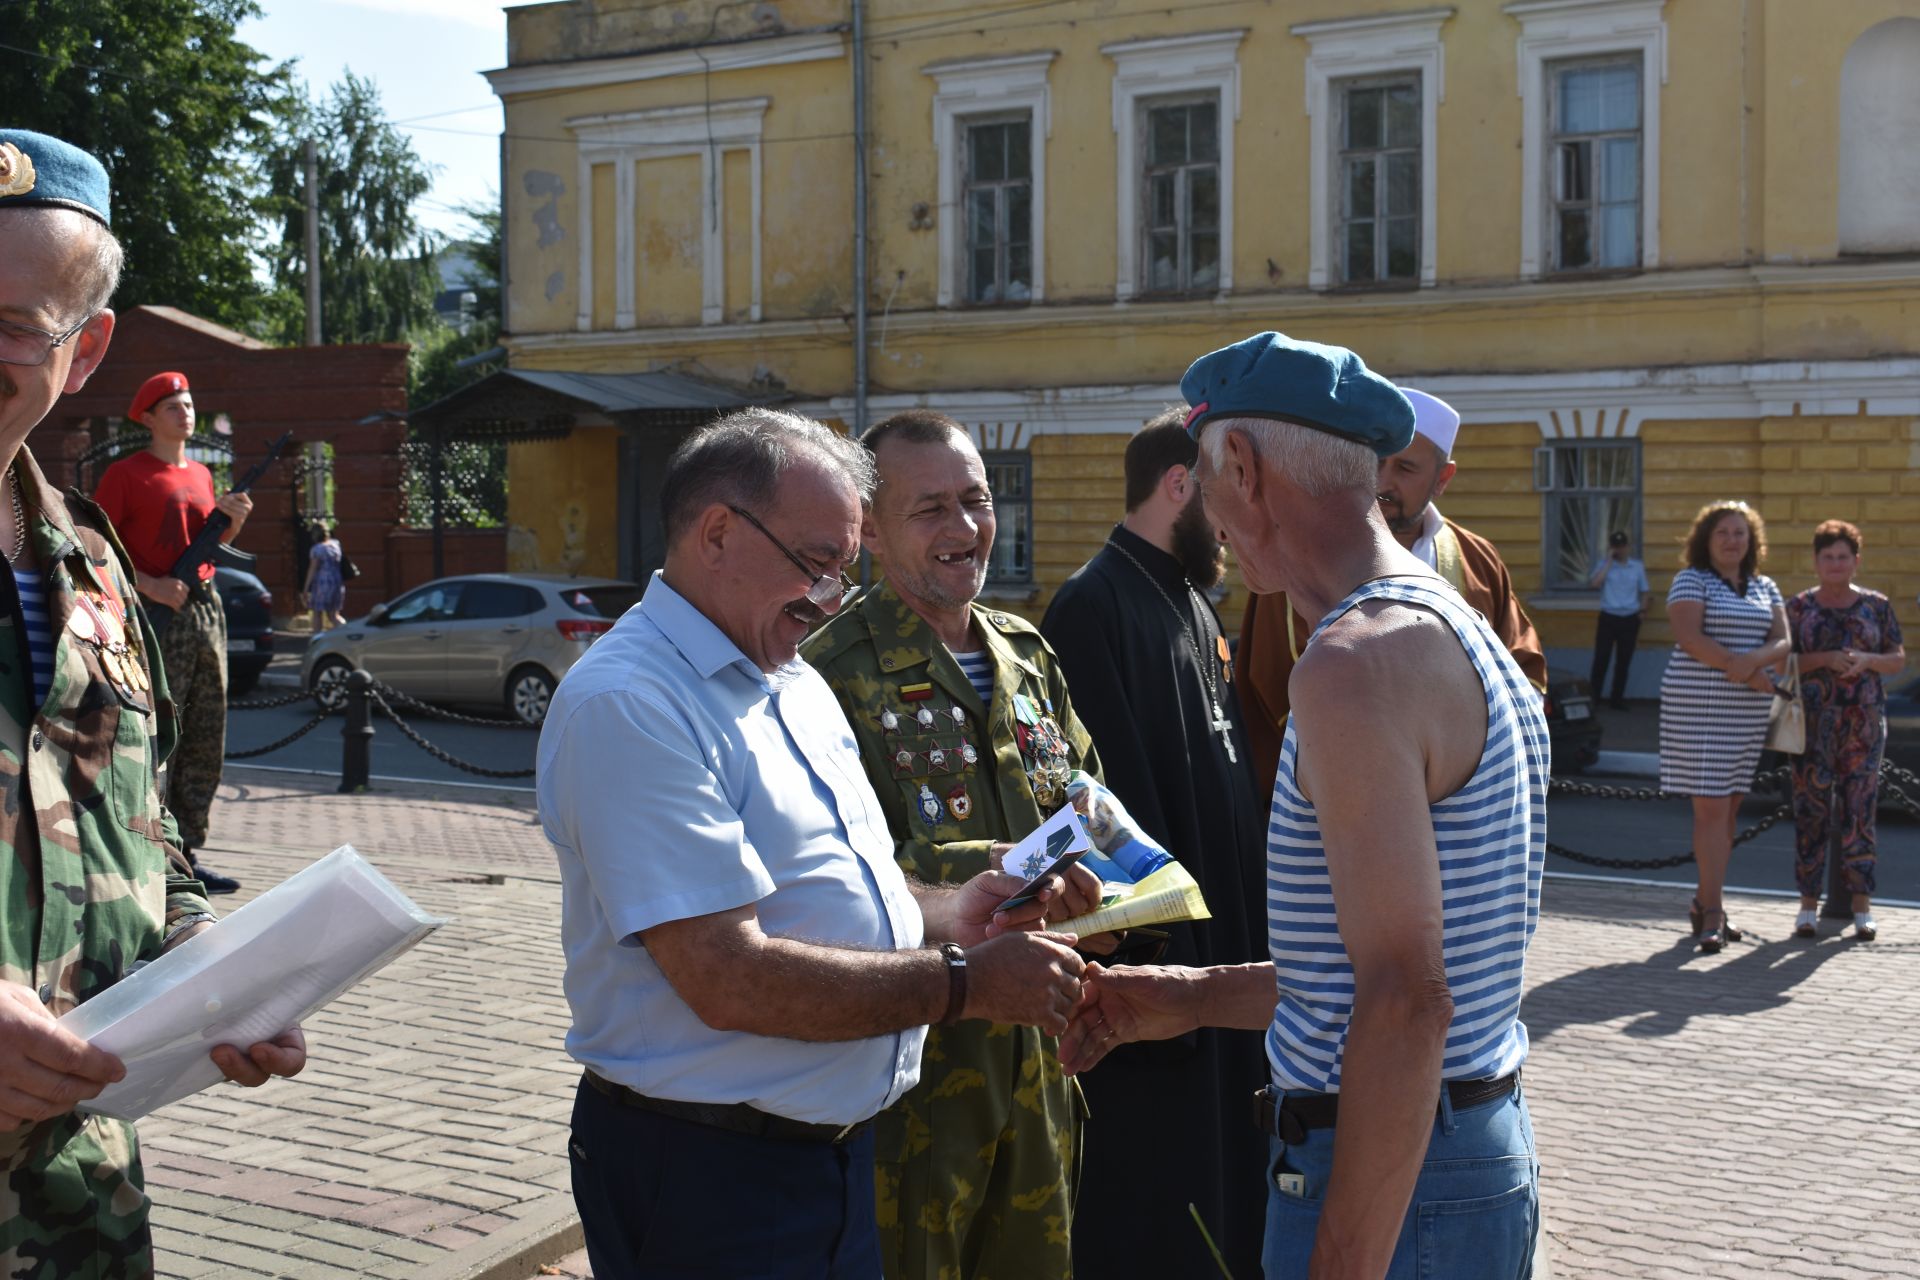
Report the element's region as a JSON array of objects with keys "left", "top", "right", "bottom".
[
  {"left": 1, "top": 0, "right": 289, "bottom": 329},
  {"left": 261, "top": 73, "right": 441, "bottom": 347},
  {"left": 409, "top": 196, "right": 504, "bottom": 408}
]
